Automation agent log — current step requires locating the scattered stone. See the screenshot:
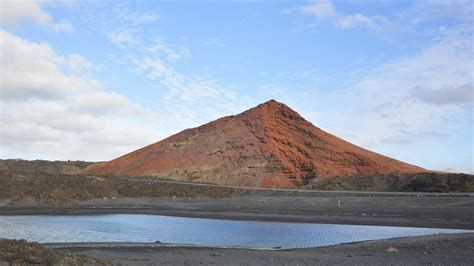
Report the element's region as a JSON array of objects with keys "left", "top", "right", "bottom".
[{"left": 386, "top": 247, "right": 398, "bottom": 253}]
